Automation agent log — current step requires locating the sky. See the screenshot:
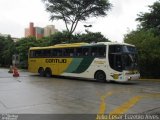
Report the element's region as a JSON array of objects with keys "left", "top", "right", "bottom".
[{"left": 0, "top": 0, "right": 158, "bottom": 42}]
